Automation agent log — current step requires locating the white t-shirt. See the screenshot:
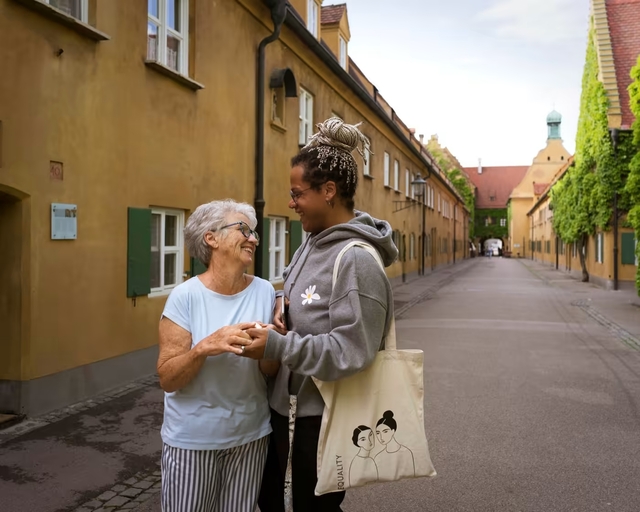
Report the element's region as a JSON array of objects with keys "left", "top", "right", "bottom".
[{"left": 160, "top": 276, "right": 275, "bottom": 450}]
